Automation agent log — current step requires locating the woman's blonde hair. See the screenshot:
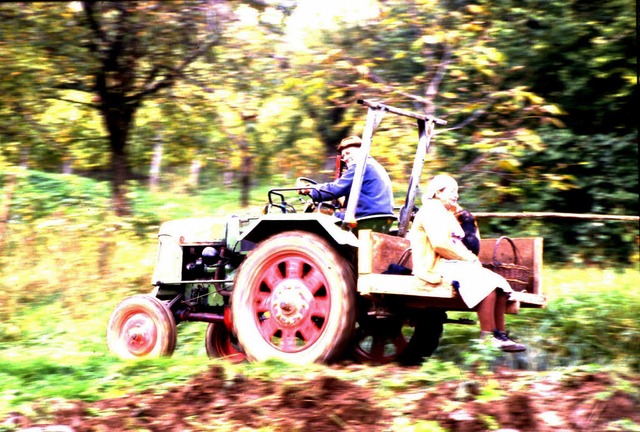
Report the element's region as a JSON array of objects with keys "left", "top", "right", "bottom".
[{"left": 424, "top": 174, "right": 457, "bottom": 201}]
